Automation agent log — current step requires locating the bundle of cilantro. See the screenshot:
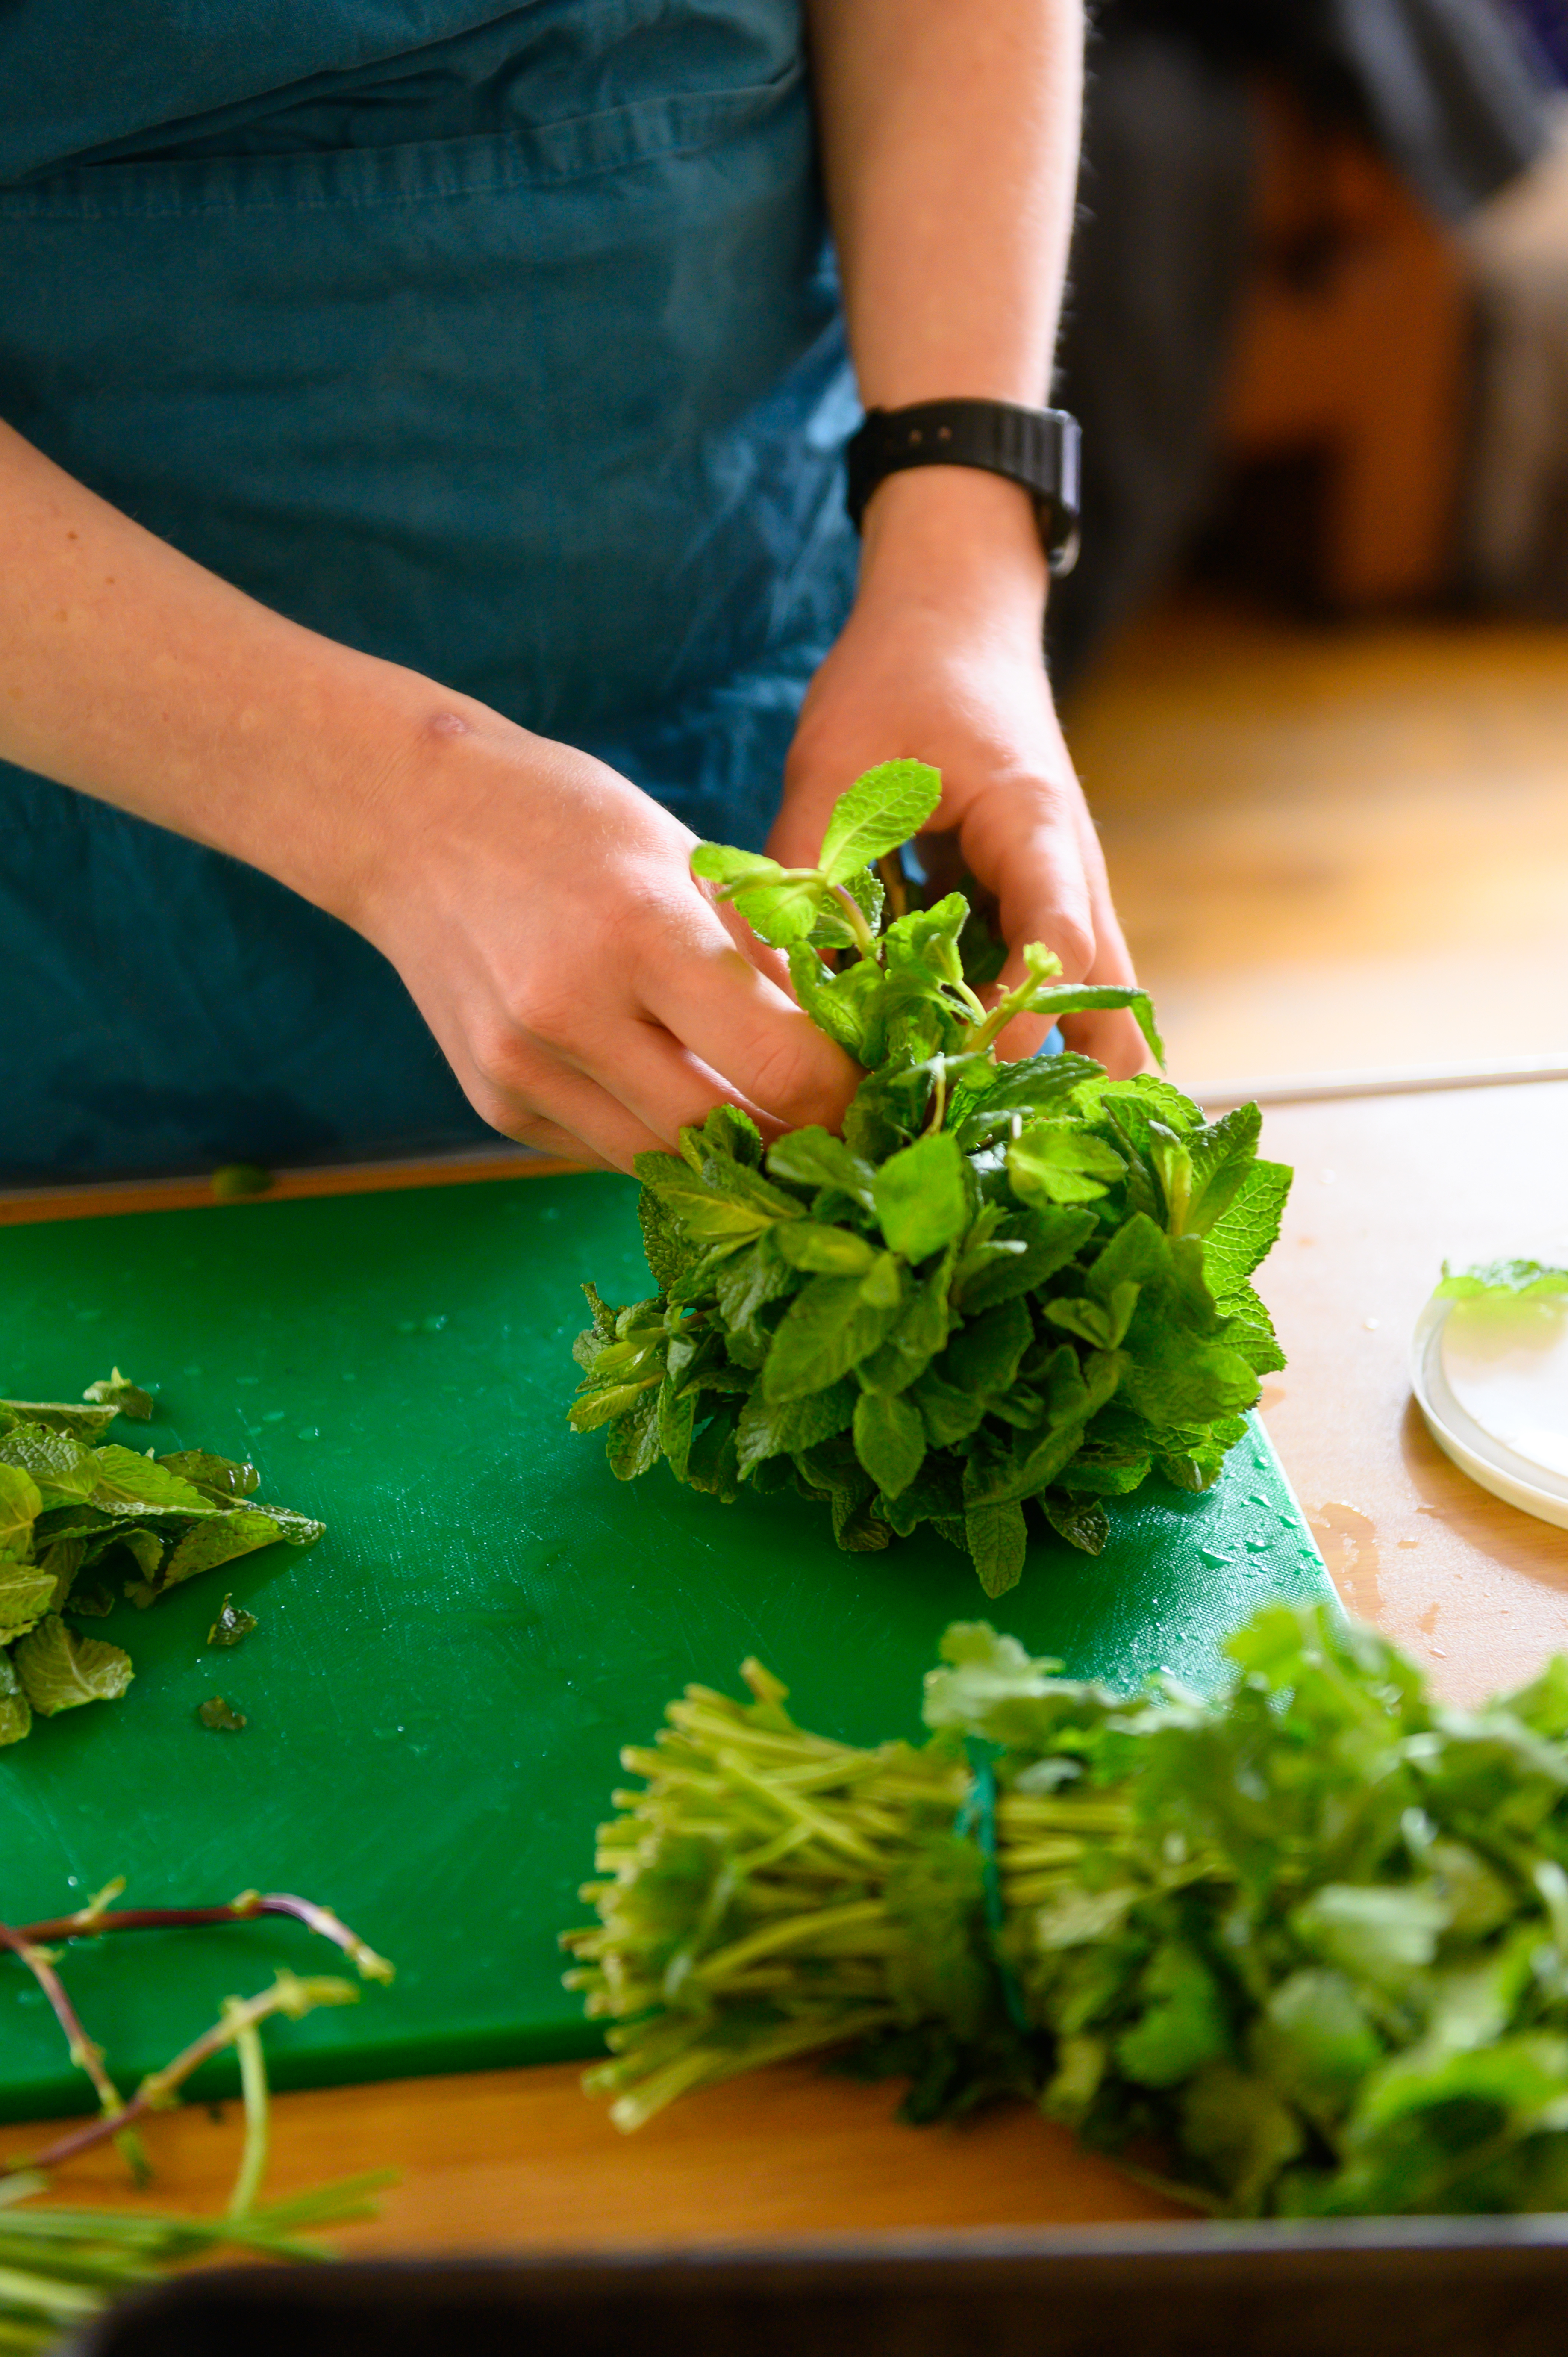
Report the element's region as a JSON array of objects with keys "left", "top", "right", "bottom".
[
  {"left": 570, "top": 761, "right": 1290, "bottom": 1593},
  {"left": 0, "top": 1382, "right": 321, "bottom": 1746},
  {"left": 566, "top": 1604, "right": 1568, "bottom": 2216}
]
